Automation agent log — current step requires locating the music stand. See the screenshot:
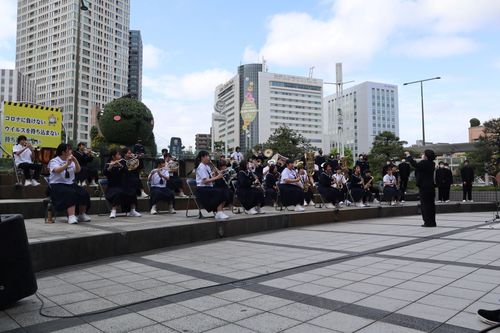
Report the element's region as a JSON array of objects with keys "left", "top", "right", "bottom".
[{"left": 485, "top": 172, "right": 500, "bottom": 226}]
